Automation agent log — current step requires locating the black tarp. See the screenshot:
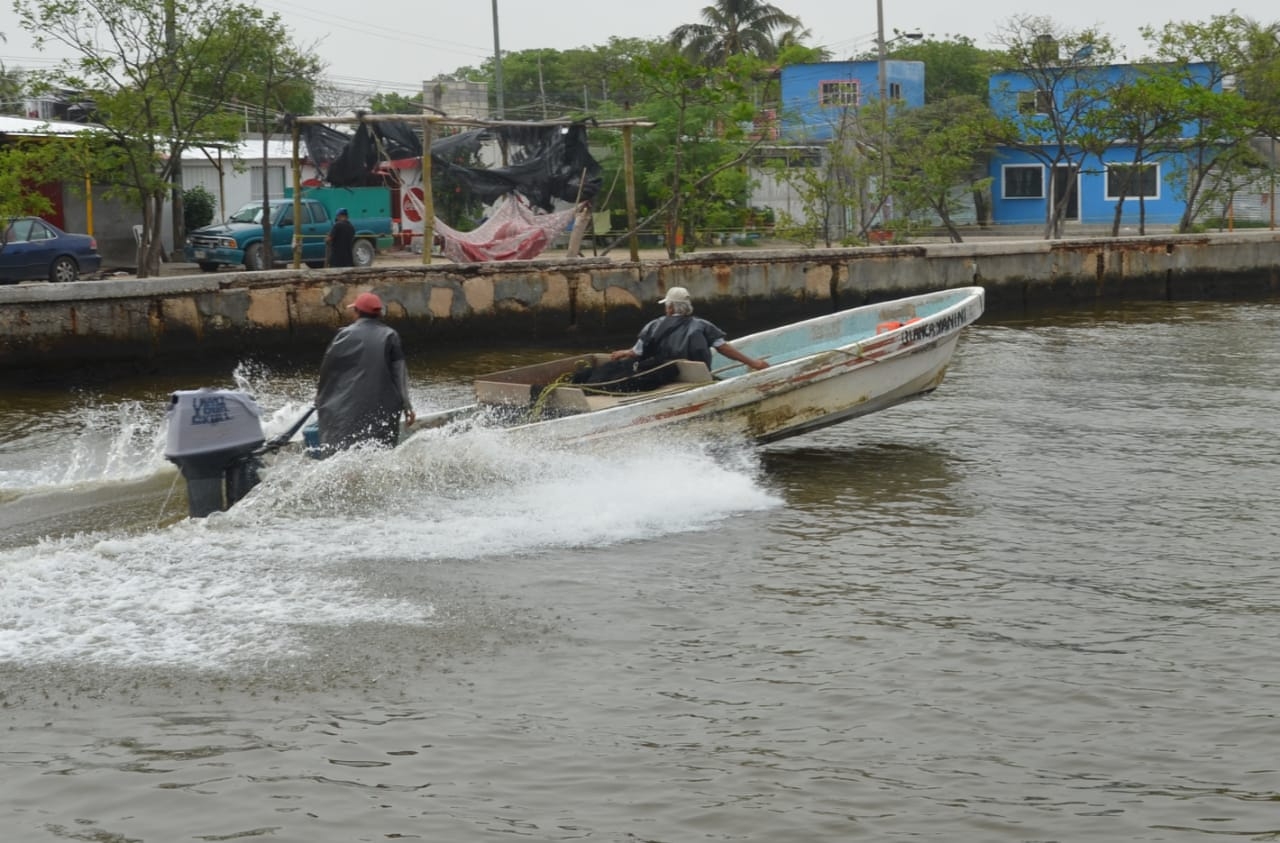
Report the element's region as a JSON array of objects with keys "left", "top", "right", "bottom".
[{"left": 297, "top": 119, "right": 602, "bottom": 212}]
